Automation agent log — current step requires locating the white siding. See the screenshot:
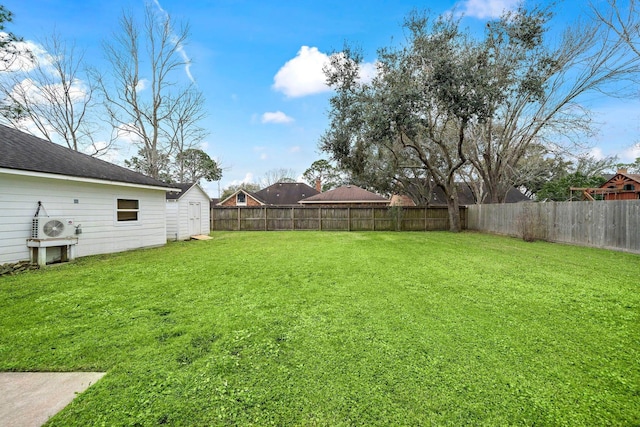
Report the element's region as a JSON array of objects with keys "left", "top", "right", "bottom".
[
  {"left": 167, "top": 185, "right": 211, "bottom": 240},
  {"left": 0, "top": 173, "right": 167, "bottom": 264},
  {"left": 166, "top": 200, "right": 179, "bottom": 241}
]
